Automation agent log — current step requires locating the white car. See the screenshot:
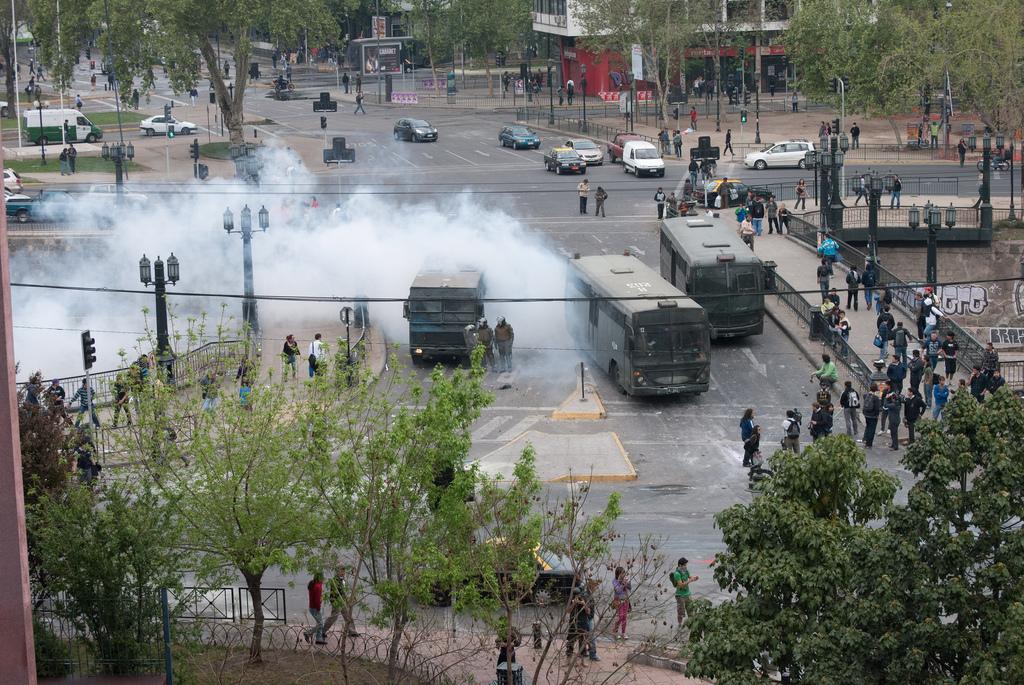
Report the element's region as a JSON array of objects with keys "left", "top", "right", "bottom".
[
  {"left": 4, "top": 168, "right": 23, "bottom": 192},
  {"left": 139, "top": 115, "right": 197, "bottom": 136},
  {"left": 744, "top": 140, "right": 815, "bottom": 170},
  {"left": 87, "top": 183, "right": 149, "bottom": 205},
  {"left": 565, "top": 138, "right": 603, "bottom": 166},
  {"left": 0, "top": 100, "right": 8, "bottom": 118},
  {"left": 4, "top": 188, "right": 29, "bottom": 202}
]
